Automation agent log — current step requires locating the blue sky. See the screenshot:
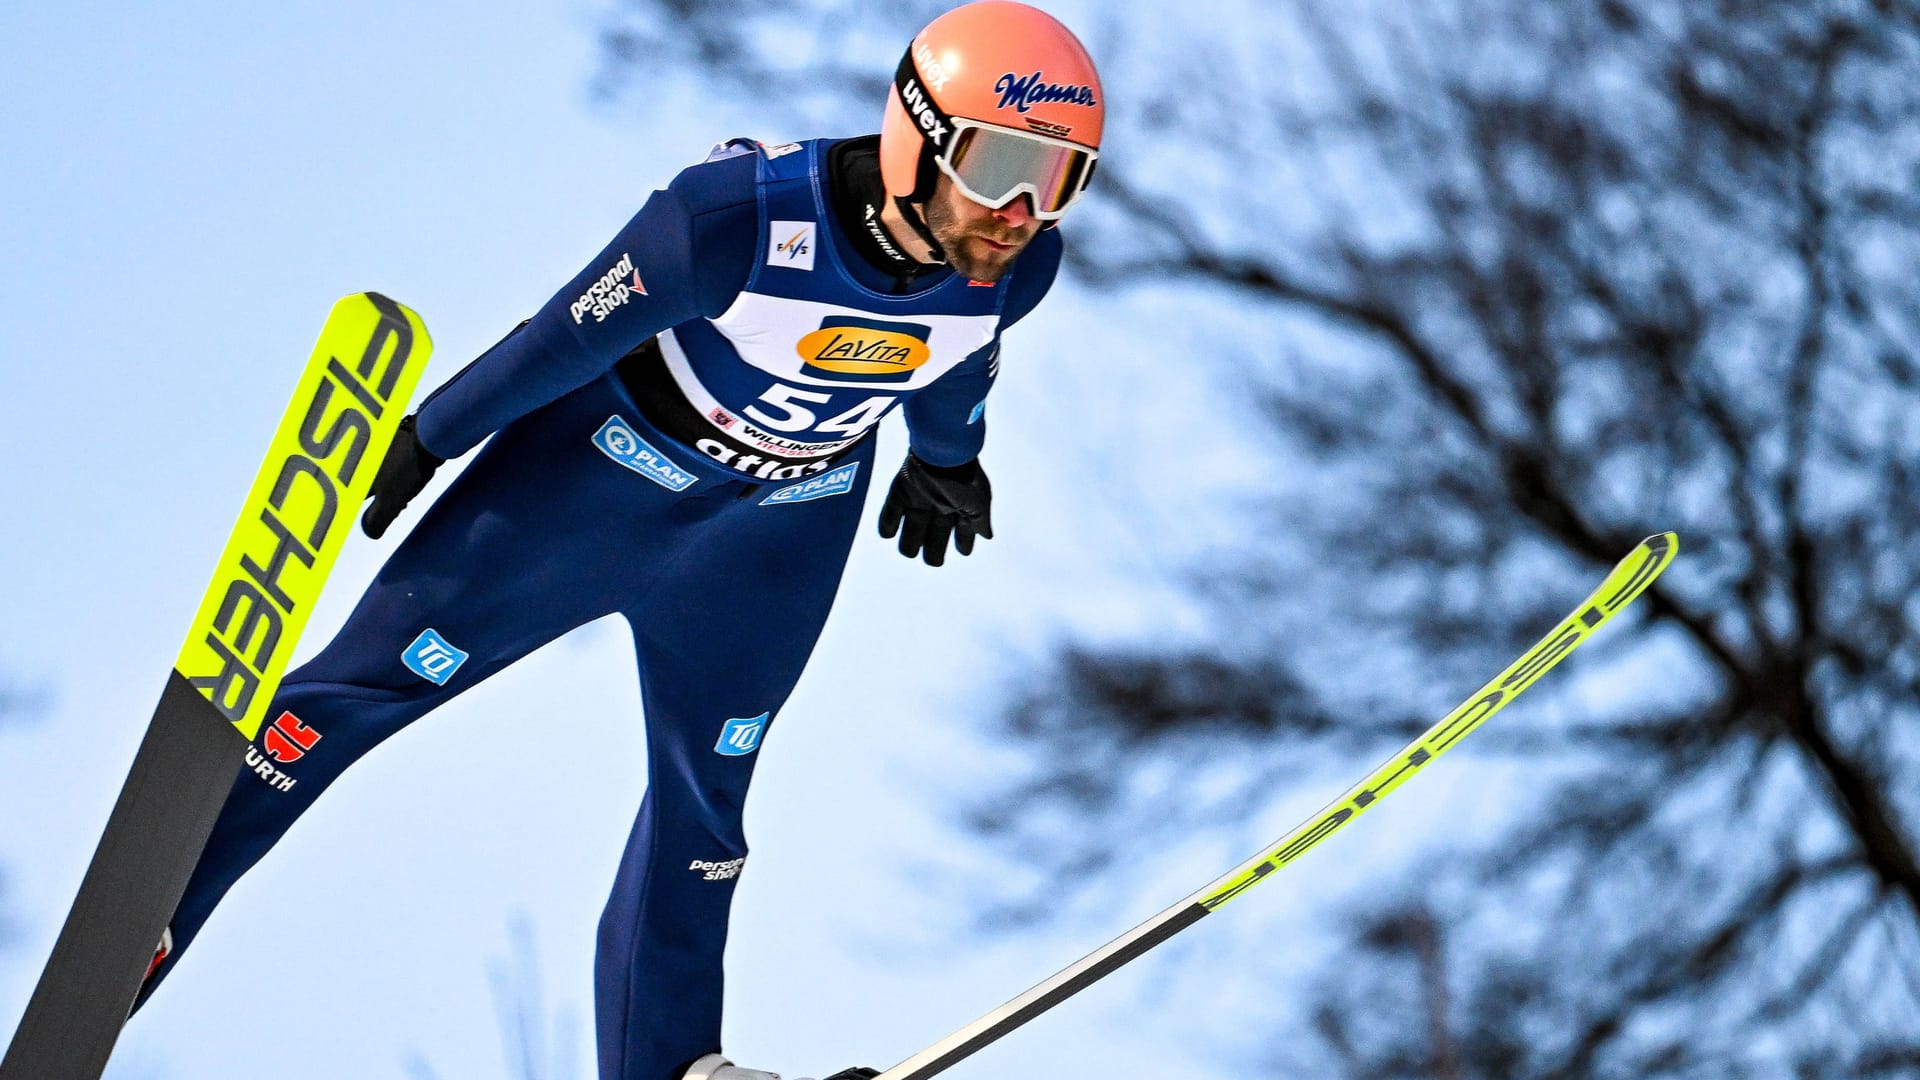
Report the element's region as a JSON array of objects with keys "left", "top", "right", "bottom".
[
  {"left": 0, "top": 3, "right": 1592, "bottom": 1077},
  {"left": 0, "top": 3, "right": 1276, "bottom": 1077}
]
